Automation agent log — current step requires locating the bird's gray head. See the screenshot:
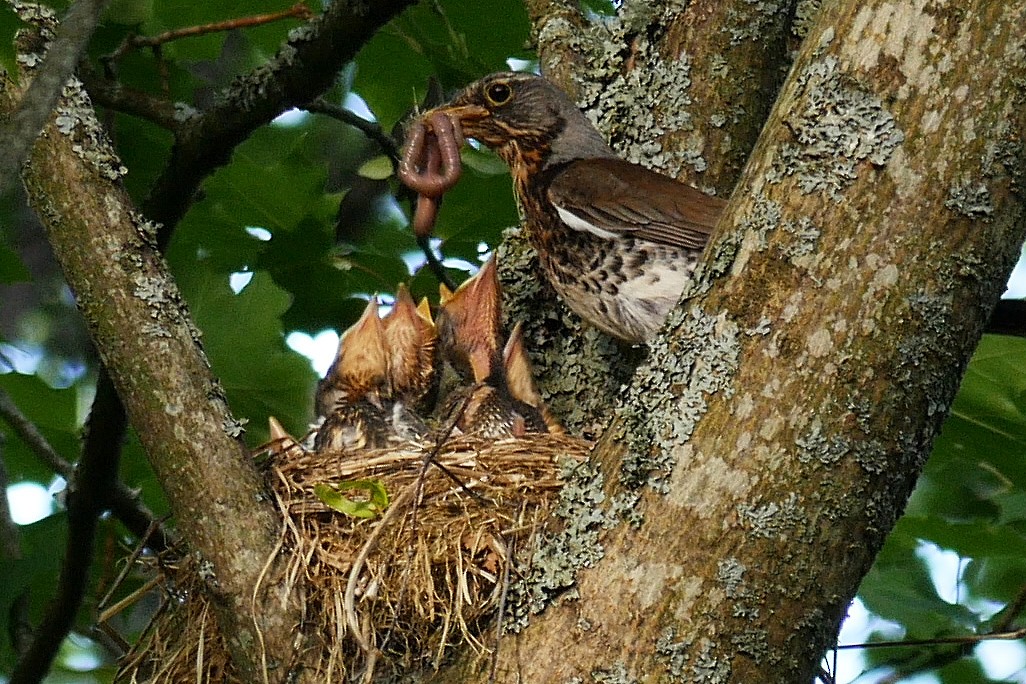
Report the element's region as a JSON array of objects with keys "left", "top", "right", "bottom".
[{"left": 433, "top": 72, "right": 615, "bottom": 171}]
